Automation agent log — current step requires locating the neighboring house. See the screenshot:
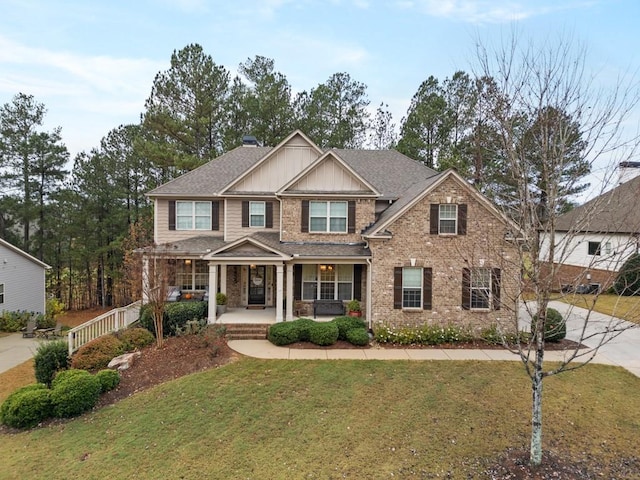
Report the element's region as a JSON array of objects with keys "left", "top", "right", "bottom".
[
  {"left": 539, "top": 171, "right": 640, "bottom": 291},
  {"left": 0, "top": 238, "right": 50, "bottom": 314},
  {"left": 144, "top": 130, "right": 519, "bottom": 330}
]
